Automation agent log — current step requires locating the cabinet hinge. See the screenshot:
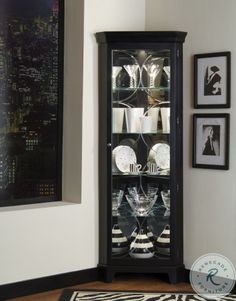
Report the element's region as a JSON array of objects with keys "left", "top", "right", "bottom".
[
  {"left": 177, "top": 49, "right": 180, "bottom": 58},
  {"left": 177, "top": 116, "right": 180, "bottom": 125}
]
